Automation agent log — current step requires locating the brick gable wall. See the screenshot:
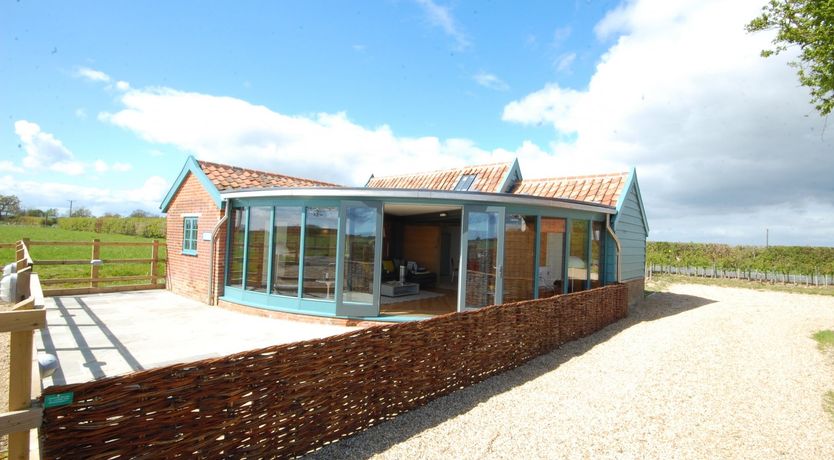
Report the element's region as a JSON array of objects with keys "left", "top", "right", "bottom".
[{"left": 165, "top": 173, "right": 227, "bottom": 303}]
